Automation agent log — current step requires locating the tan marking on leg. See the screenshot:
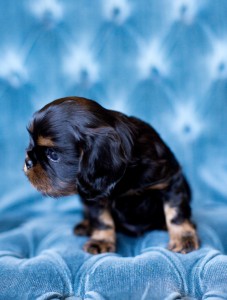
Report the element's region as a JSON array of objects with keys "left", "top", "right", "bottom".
[
  {"left": 91, "top": 209, "right": 115, "bottom": 243},
  {"left": 164, "top": 203, "right": 199, "bottom": 253},
  {"left": 37, "top": 136, "right": 55, "bottom": 147},
  {"left": 99, "top": 209, "right": 115, "bottom": 228},
  {"left": 92, "top": 229, "right": 116, "bottom": 243},
  {"left": 84, "top": 209, "right": 116, "bottom": 254}
]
